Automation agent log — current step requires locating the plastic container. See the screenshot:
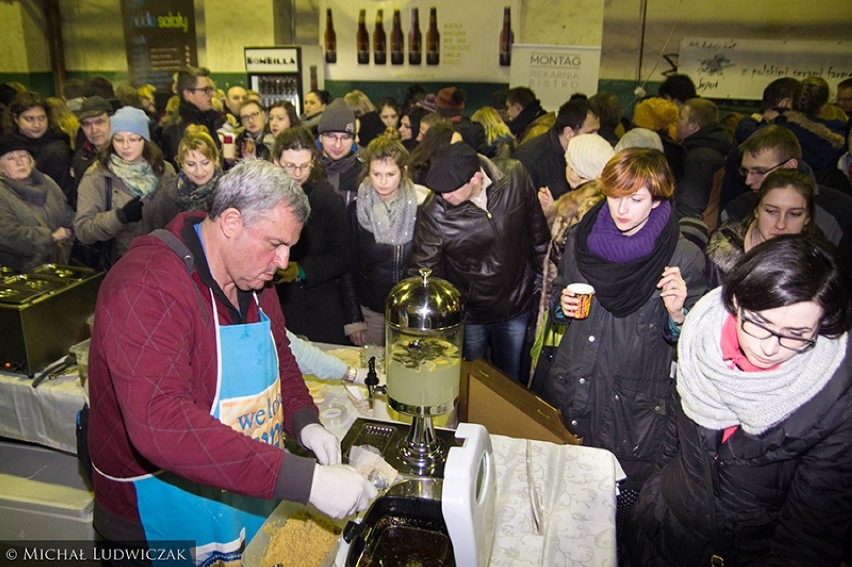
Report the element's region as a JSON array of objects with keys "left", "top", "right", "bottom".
[
  {"left": 0, "top": 440, "right": 95, "bottom": 541},
  {"left": 69, "top": 338, "right": 91, "bottom": 389}
]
